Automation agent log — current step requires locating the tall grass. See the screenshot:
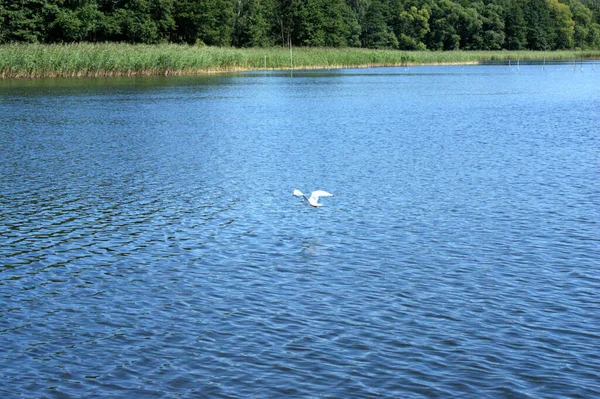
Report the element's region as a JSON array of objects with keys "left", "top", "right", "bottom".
[{"left": 1, "top": 43, "right": 599, "bottom": 78}]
